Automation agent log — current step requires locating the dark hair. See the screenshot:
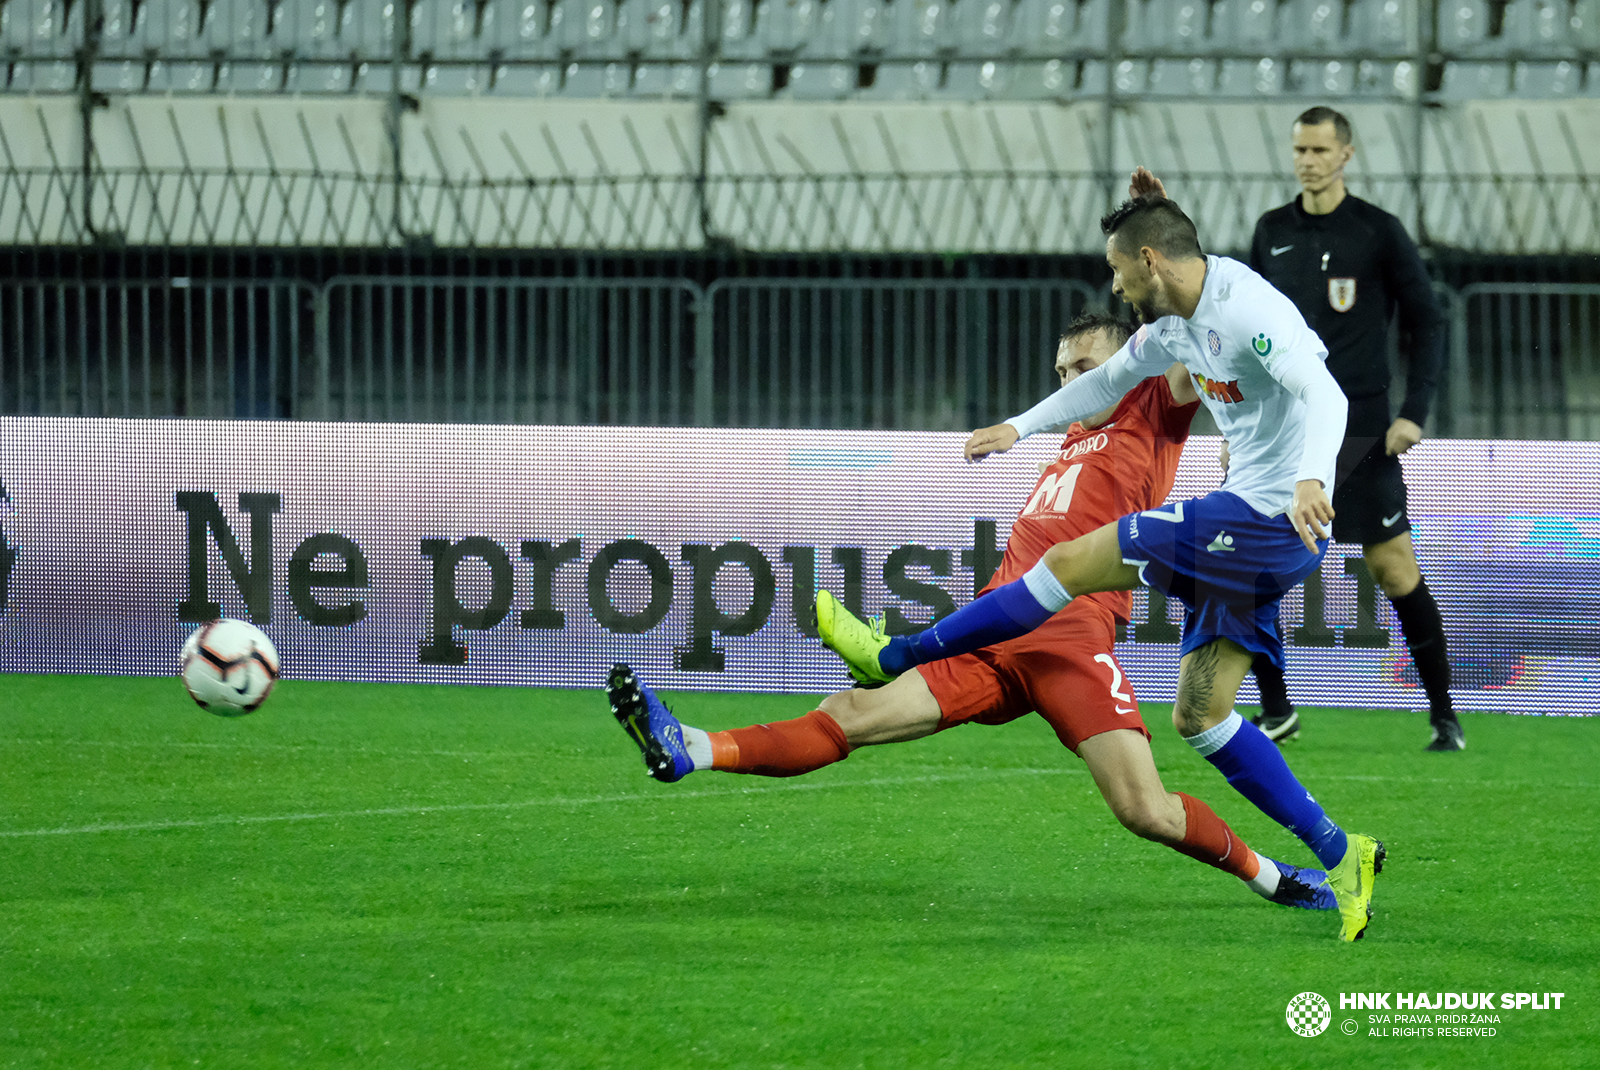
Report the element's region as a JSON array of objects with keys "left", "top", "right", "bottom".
[
  {"left": 1295, "top": 105, "right": 1353, "bottom": 145},
  {"left": 1059, "top": 310, "right": 1137, "bottom": 351},
  {"left": 1100, "top": 195, "right": 1203, "bottom": 261}
]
